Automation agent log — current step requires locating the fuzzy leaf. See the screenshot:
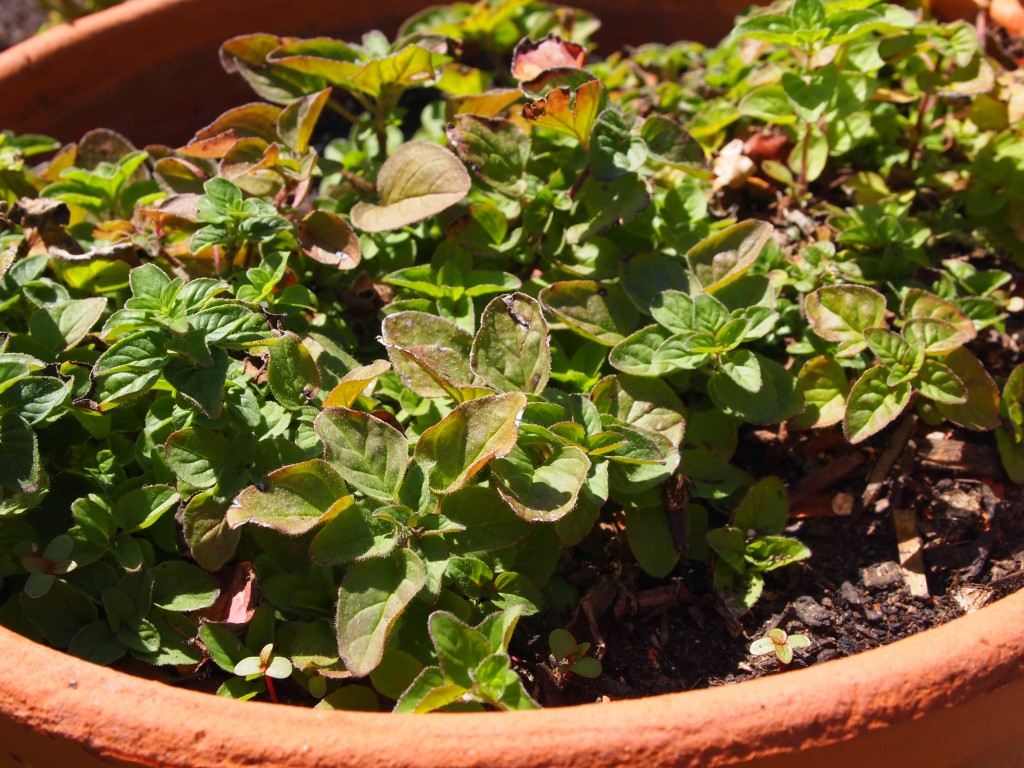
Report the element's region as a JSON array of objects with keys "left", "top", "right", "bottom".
[
  {"left": 381, "top": 311, "right": 475, "bottom": 398},
  {"left": 492, "top": 443, "right": 591, "bottom": 522},
  {"left": 268, "top": 334, "right": 320, "bottom": 408},
  {"left": 805, "top": 284, "right": 886, "bottom": 357},
  {"left": 540, "top": 281, "right": 640, "bottom": 345},
  {"left": 843, "top": 367, "right": 912, "bottom": 444},
  {"left": 915, "top": 360, "right": 967, "bottom": 405},
  {"left": 350, "top": 141, "right": 471, "bottom": 232},
  {"left": 310, "top": 502, "right": 400, "bottom": 564},
  {"left": 447, "top": 116, "right": 530, "bottom": 193},
  {"left": 471, "top": 293, "right": 550, "bottom": 394},
  {"left": 298, "top": 209, "right": 361, "bottom": 270},
  {"left": 793, "top": 355, "right": 849, "bottom": 428},
  {"left": 323, "top": 359, "right": 391, "bottom": 408},
  {"left": 935, "top": 347, "right": 1000, "bottom": 430},
  {"left": 314, "top": 408, "right": 409, "bottom": 502},
  {"left": 686, "top": 220, "right": 773, "bottom": 294},
  {"left": 336, "top": 549, "right": 426, "bottom": 676},
  {"left": 415, "top": 392, "right": 527, "bottom": 494},
  {"left": 227, "top": 459, "right": 351, "bottom": 535}
]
